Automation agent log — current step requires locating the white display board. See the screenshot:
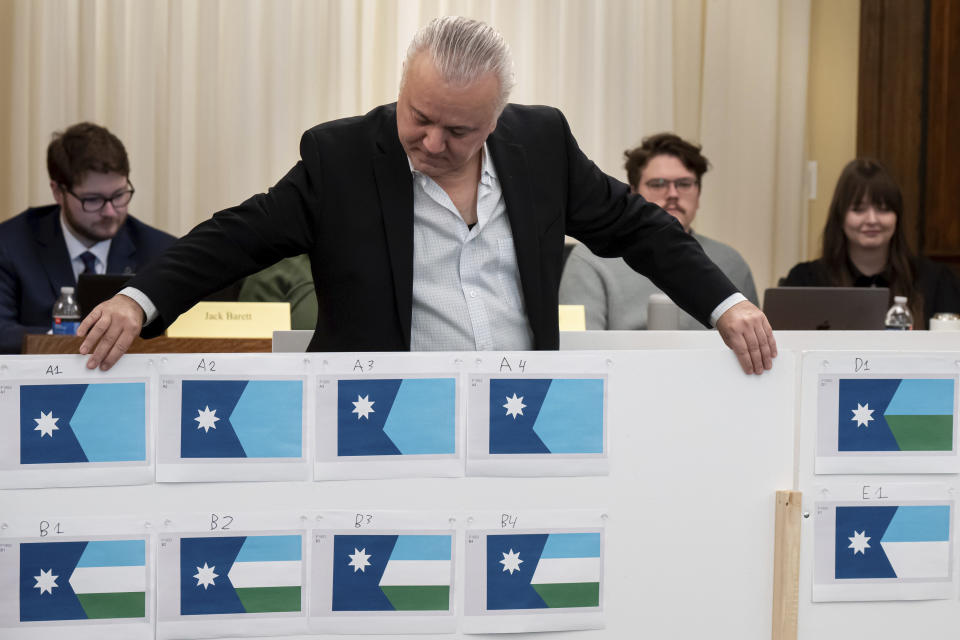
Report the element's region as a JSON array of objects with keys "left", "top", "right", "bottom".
[{"left": 0, "top": 345, "right": 796, "bottom": 638}]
